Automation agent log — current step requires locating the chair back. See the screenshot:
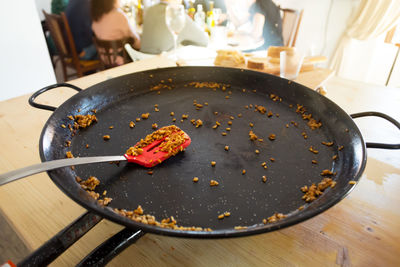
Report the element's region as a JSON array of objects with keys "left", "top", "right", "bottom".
[
  {"left": 42, "top": 10, "right": 80, "bottom": 67},
  {"left": 93, "top": 37, "right": 133, "bottom": 69},
  {"left": 281, "top": 8, "right": 303, "bottom": 47}
]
